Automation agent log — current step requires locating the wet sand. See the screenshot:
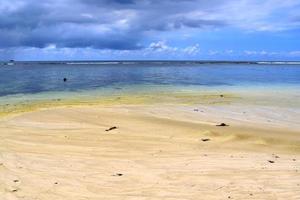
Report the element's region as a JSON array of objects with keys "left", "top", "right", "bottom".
[{"left": 0, "top": 103, "right": 300, "bottom": 200}]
